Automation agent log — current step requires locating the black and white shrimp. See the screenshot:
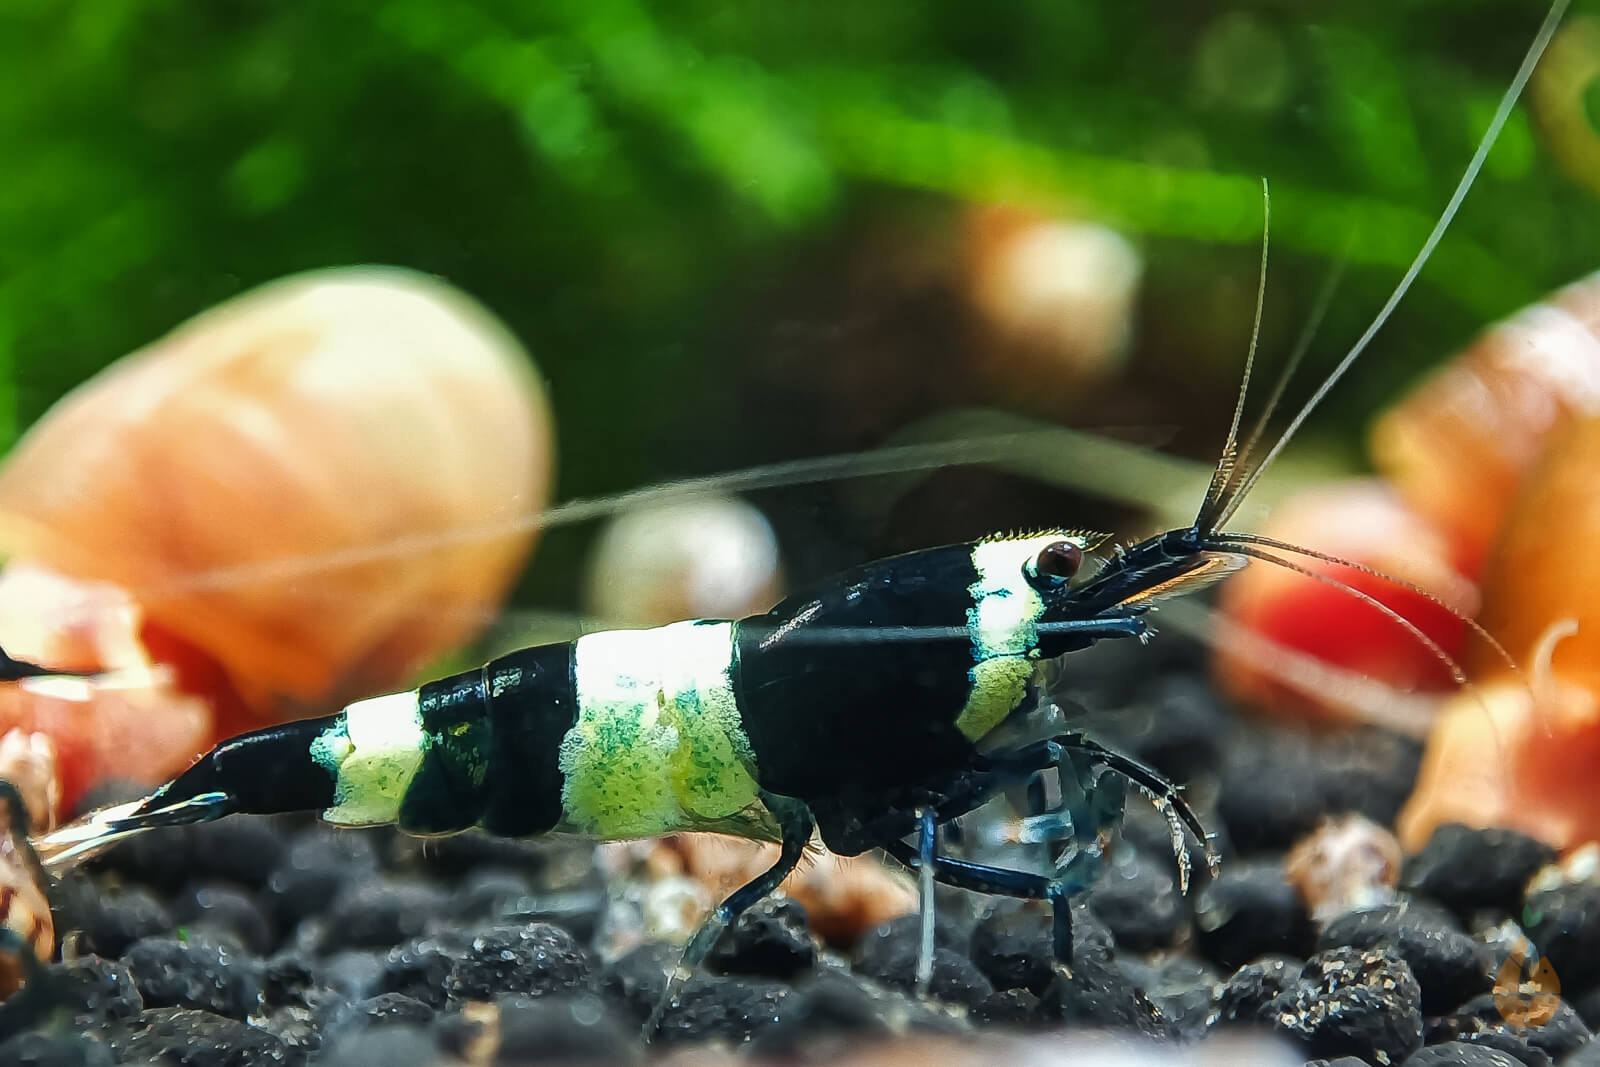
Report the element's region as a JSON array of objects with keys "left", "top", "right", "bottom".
[{"left": 22, "top": 0, "right": 1570, "bottom": 1037}]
